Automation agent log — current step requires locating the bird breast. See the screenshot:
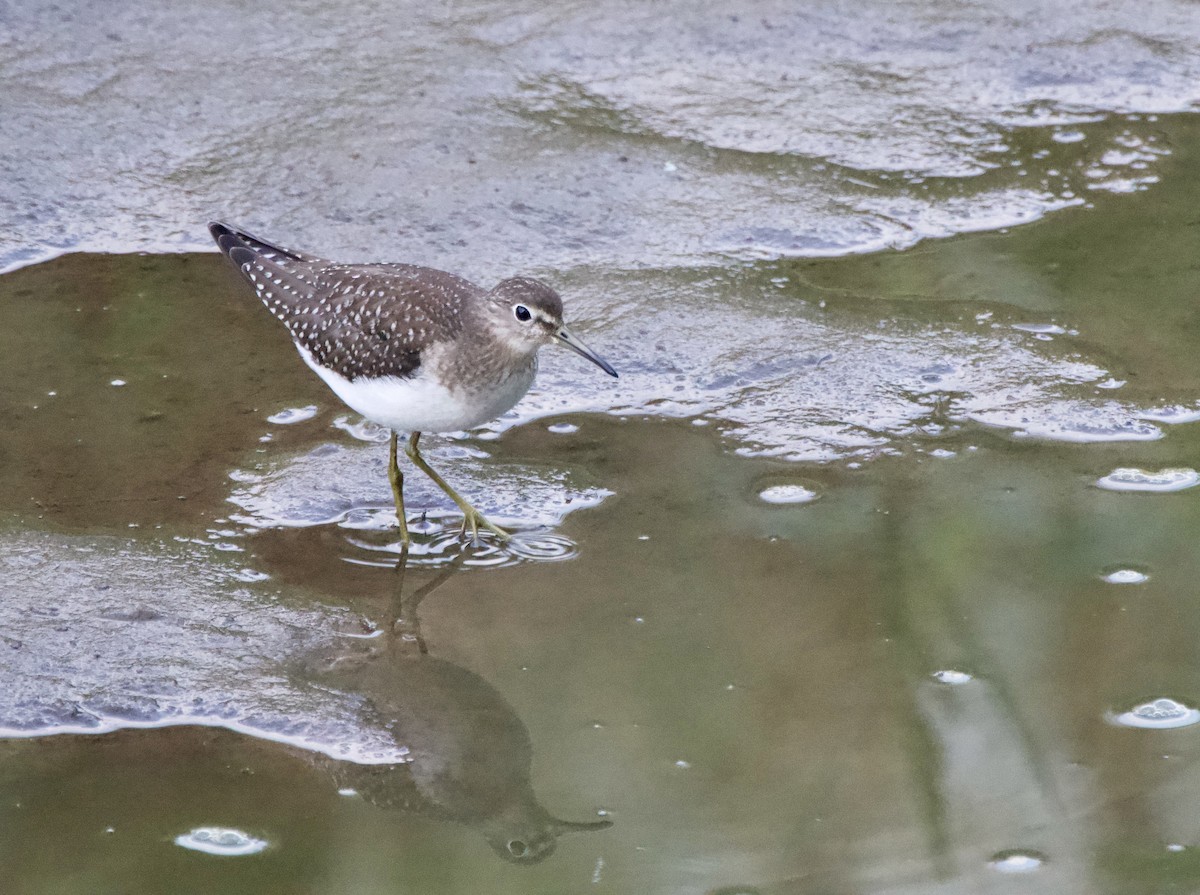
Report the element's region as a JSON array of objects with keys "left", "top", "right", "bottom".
[{"left": 428, "top": 340, "right": 539, "bottom": 430}]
